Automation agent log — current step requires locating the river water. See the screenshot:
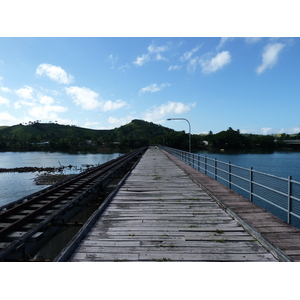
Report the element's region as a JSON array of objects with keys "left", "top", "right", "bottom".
[
  {"left": 0, "top": 151, "right": 125, "bottom": 207},
  {"left": 1, "top": 150, "right": 300, "bottom": 208},
  {"left": 197, "top": 150, "right": 300, "bottom": 182}
]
